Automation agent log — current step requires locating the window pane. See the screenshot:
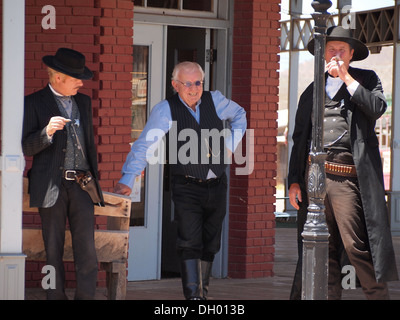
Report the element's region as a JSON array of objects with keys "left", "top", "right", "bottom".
[
  {"left": 183, "top": 0, "right": 212, "bottom": 11},
  {"left": 135, "top": 0, "right": 145, "bottom": 6},
  {"left": 147, "top": 0, "right": 179, "bottom": 9},
  {"left": 130, "top": 45, "right": 149, "bottom": 227}
]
